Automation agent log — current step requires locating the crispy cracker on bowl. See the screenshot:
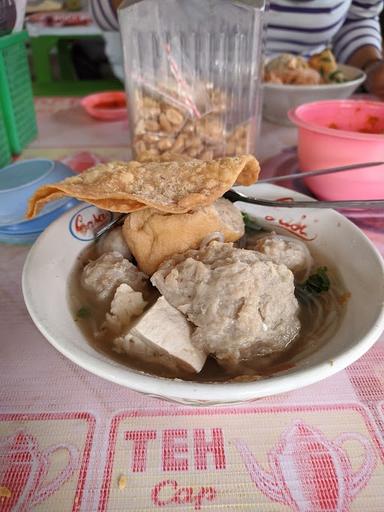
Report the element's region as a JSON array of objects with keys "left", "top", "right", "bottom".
[
  {"left": 26, "top": 155, "right": 260, "bottom": 218},
  {"left": 139, "top": 152, "right": 259, "bottom": 187}
]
